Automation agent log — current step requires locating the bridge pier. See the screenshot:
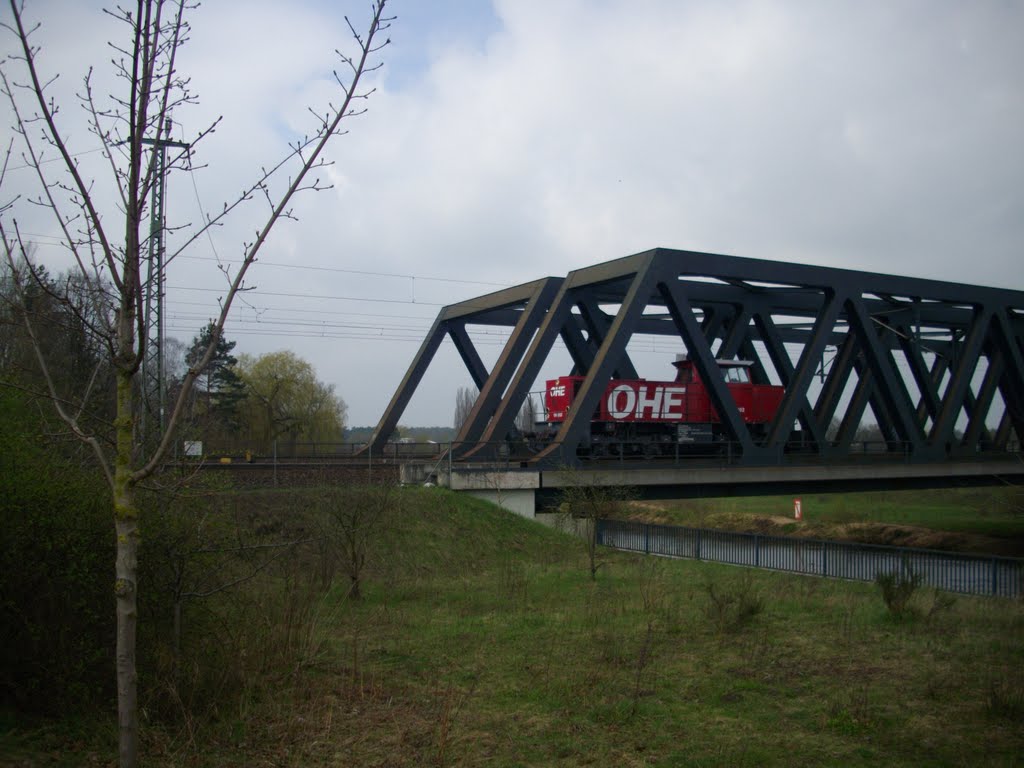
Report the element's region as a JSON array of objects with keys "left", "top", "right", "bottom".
[
  {"left": 400, "top": 462, "right": 541, "bottom": 518},
  {"left": 461, "top": 488, "right": 537, "bottom": 518},
  {"left": 446, "top": 469, "right": 540, "bottom": 519}
]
